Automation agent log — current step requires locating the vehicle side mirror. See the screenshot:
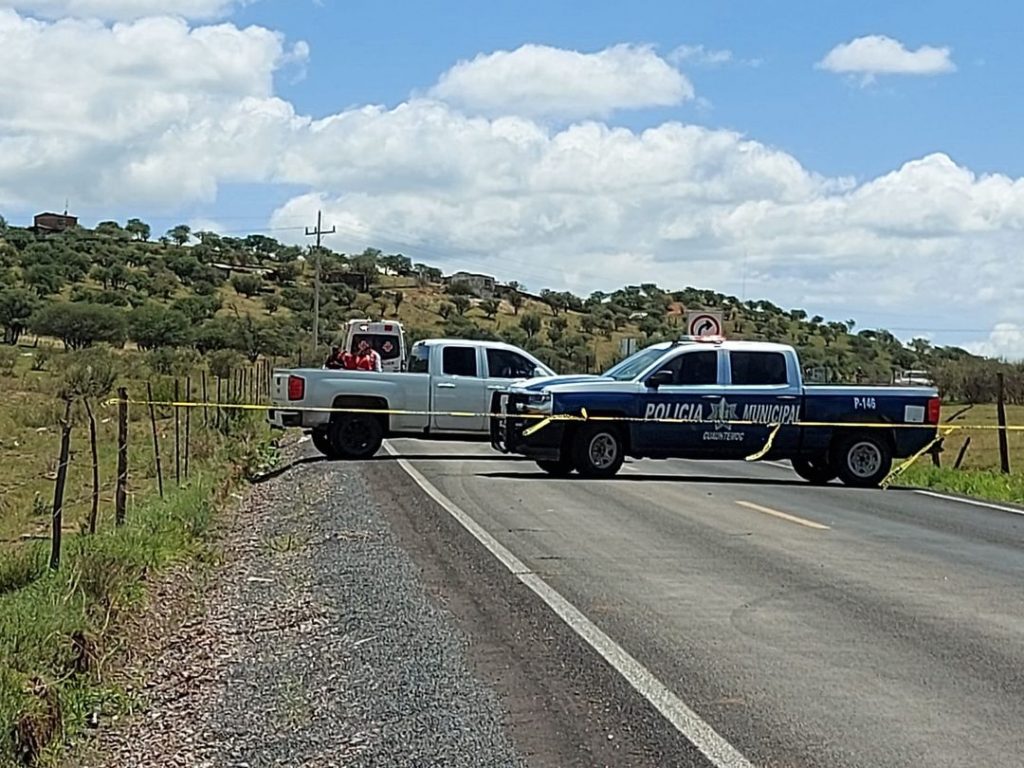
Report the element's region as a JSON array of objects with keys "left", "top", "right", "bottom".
[
  {"left": 647, "top": 370, "right": 674, "bottom": 389},
  {"left": 532, "top": 367, "right": 545, "bottom": 378}
]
